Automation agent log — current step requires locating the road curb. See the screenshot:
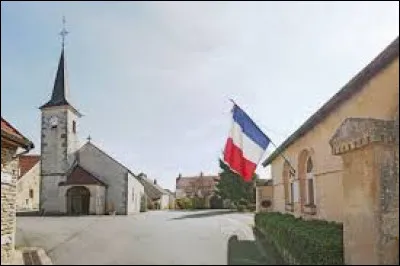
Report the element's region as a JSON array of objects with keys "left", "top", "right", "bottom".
[{"left": 19, "top": 247, "right": 53, "bottom": 265}]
